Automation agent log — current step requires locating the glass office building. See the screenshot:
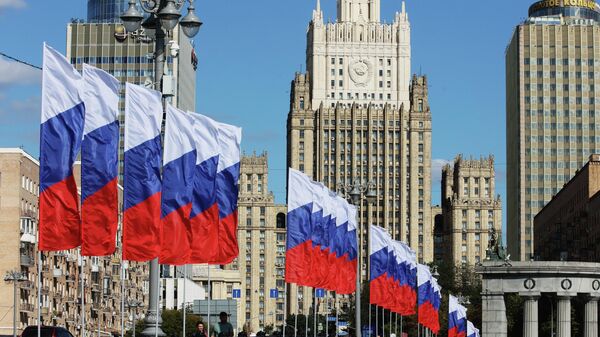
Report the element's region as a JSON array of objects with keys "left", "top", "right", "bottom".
[{"left": 87, "top": 0, "right": 129, "bottom": 23}]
